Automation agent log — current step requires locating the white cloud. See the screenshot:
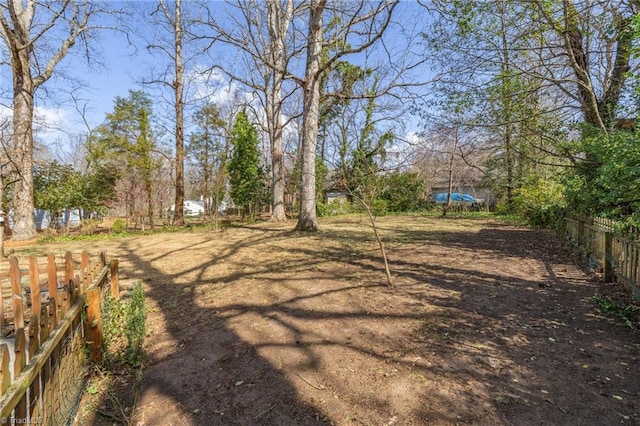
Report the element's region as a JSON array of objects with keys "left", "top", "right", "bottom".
[
  {"left": 0, "top": 104, "right": 10, "bottom": 120},
  {"left": 33, "top": 106, "right": 73, "bottom": 143},
  {"left": 404, "top": 131, "right": 424, "bottom": 146},
  {"left": 1, "top": 104, "right": 75, "bottom": 140},
  {"left": 188, "top": 66, "right": 243, "bottom": 108}
]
